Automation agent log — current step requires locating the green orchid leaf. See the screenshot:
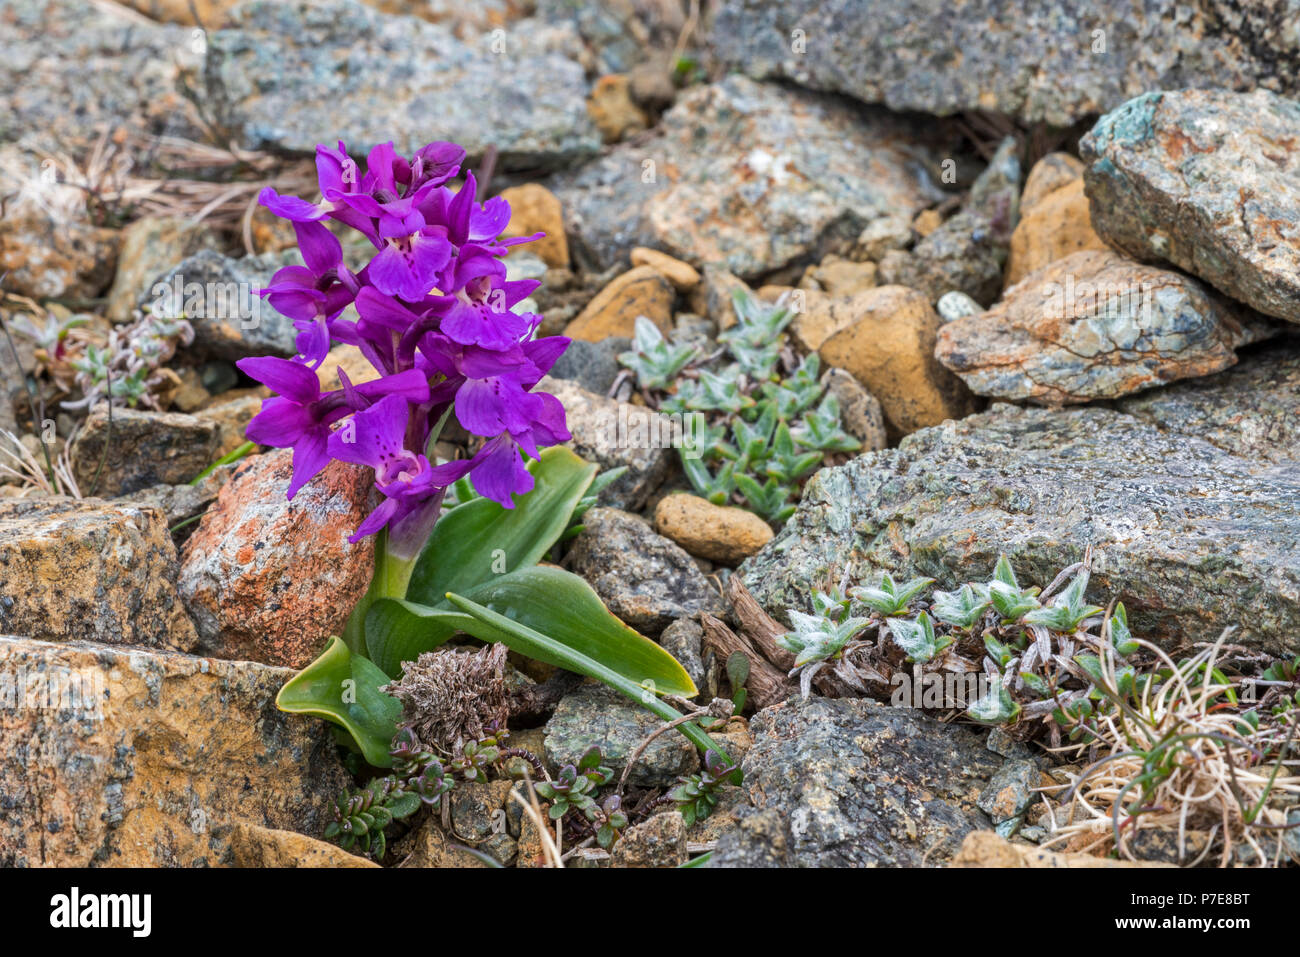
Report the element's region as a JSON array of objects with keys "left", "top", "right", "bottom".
[
  {"left": 443, "top": 590, "right": 731, "bottom": 770},
  {"left": 369, "top": 565, "right": 697, "bottom": 697},
  {"left": 275, "top": 636, "right": 402, "bottom": 768},
  {"left": 405, "top": 446, "right": 597, "bottom": 608}
]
